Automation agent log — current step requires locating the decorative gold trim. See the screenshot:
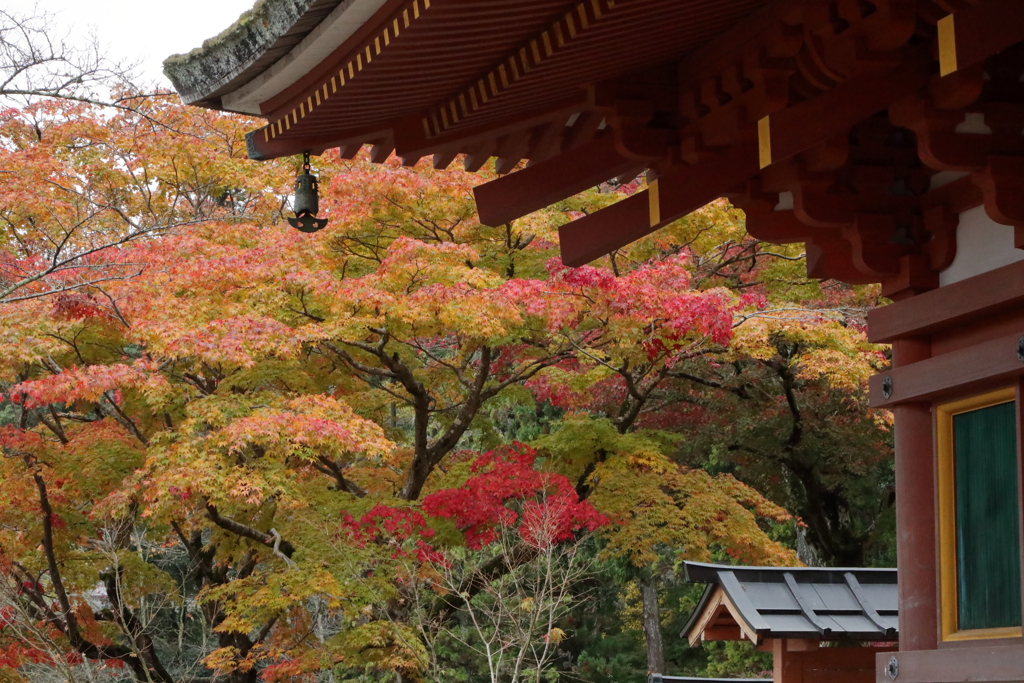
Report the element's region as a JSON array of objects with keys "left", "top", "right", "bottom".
[
  {"left": 942, "top": 626, "right": 1021, "bottom": 642},
  {"left": 260, "top": 0, "right": 431, "bottom": 142},
  {"left": 757, "top": 116, "right": 772, "bottom": 169},
  {"left": 421, "top": 0, "right": 619, "bottom": 137},
  {"left": 648, "top": 178, "right": 661, "bottom": 227},
  {"left": 937, "top": 387, "right": 1021, "bottom": 642},
  {"left": 938, "top": 14, "right": 957, "bottom": 77}
]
